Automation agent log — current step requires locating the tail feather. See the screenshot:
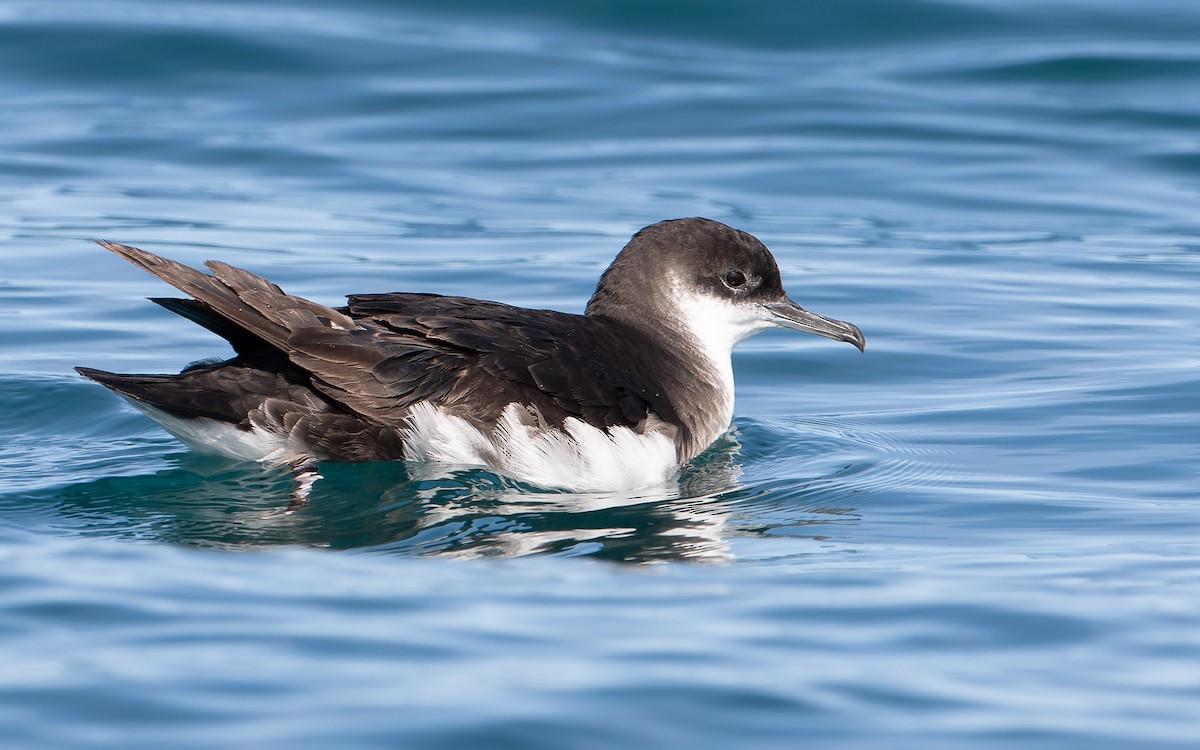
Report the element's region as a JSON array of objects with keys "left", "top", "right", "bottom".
[
  {"left": 75, "top": 365, "right": 283, "bottom": 426},
  {"left": 83, "top": 241, "right": 388, "bottom": 433},
  {"left": 94, "top": 240, "right": 358, "bottom": 353},
  {"left": 75, "top": 366, "right": 227, "bottom": 419},
  {"left": 76, "top": 366, "right": 136, "bottom": 394},
  {"left": 149, "top": 297, "right": 267, "bottom": 354}
]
